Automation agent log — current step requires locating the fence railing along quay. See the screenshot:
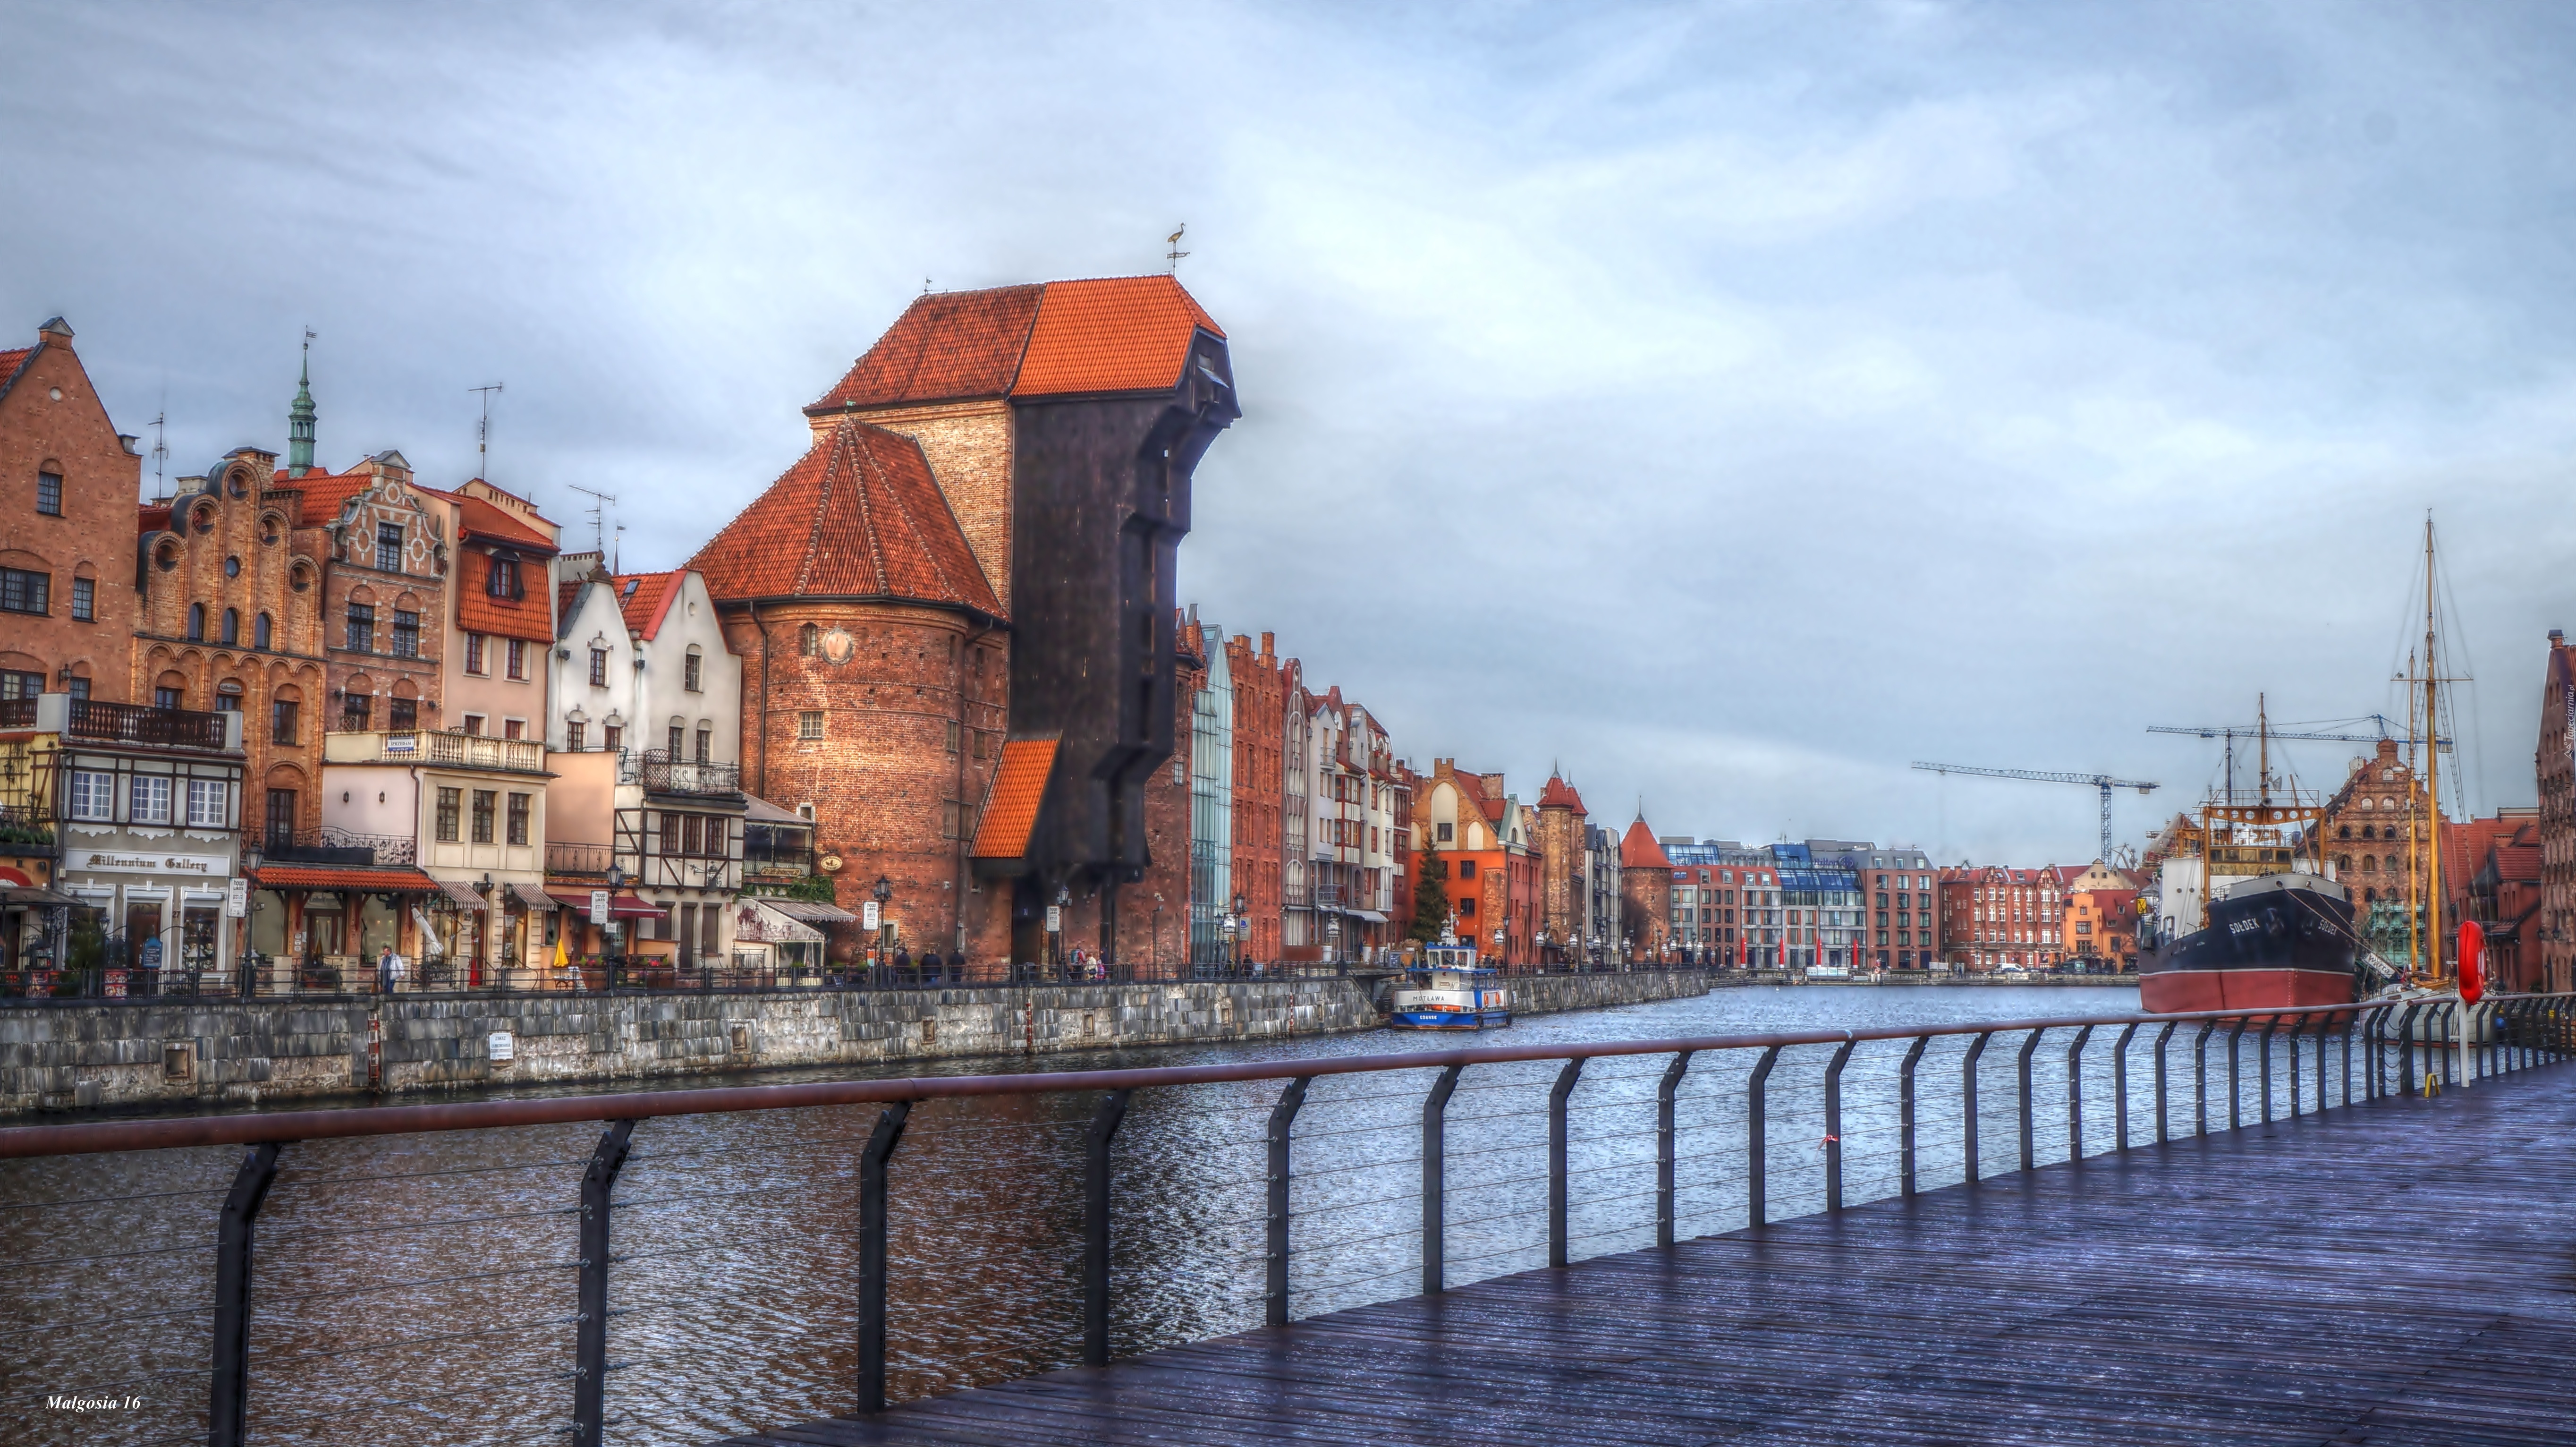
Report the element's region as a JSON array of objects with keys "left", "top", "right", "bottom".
[{"left": 2, "top": 994, "right": 2568, "bottom": 1447}]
